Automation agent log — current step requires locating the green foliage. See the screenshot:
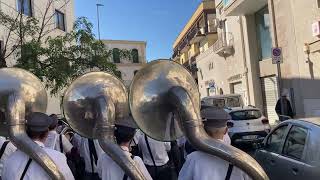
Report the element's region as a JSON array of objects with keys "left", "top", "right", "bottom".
[{"left": 15, "top": 17, "right": 120, "bottom": 95}]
